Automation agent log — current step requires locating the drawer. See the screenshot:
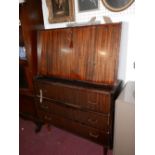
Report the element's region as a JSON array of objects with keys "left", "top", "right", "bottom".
[
  {"left": 74, "top": 110, "right": 109, "bottom": 131},
  {"left": 35, "top": 98, "right": 109, "bottom": 131},
  {"left": 35, "top": 98, "right": 75, "bottom": 121},
  {"left": 34, "top": 80, "right": 111, "bottom": 113},
  {"left": 37, "top": 109, "right": 110, "bottom": 146},
  {"left": 86, "top": 91, "right": 111, "bottom": 113},
  {"left": 34, "top": 81, "right": 84, "bottom": 107}
]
